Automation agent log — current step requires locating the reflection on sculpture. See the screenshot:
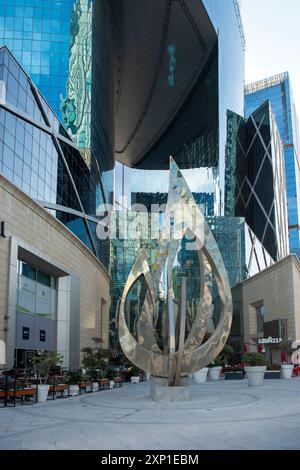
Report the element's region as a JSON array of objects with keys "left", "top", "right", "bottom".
[{"left": 119, "top": 158, "right": 233, "bottom": 386}]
